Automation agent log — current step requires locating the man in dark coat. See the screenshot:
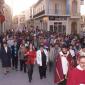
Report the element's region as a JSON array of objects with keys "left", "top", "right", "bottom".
[
  {"left": 0, "top": 42, "right": 11, "bottom": 74},
  {"left": 11, "top": 41, "right": 19, "bottom": 70}
]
